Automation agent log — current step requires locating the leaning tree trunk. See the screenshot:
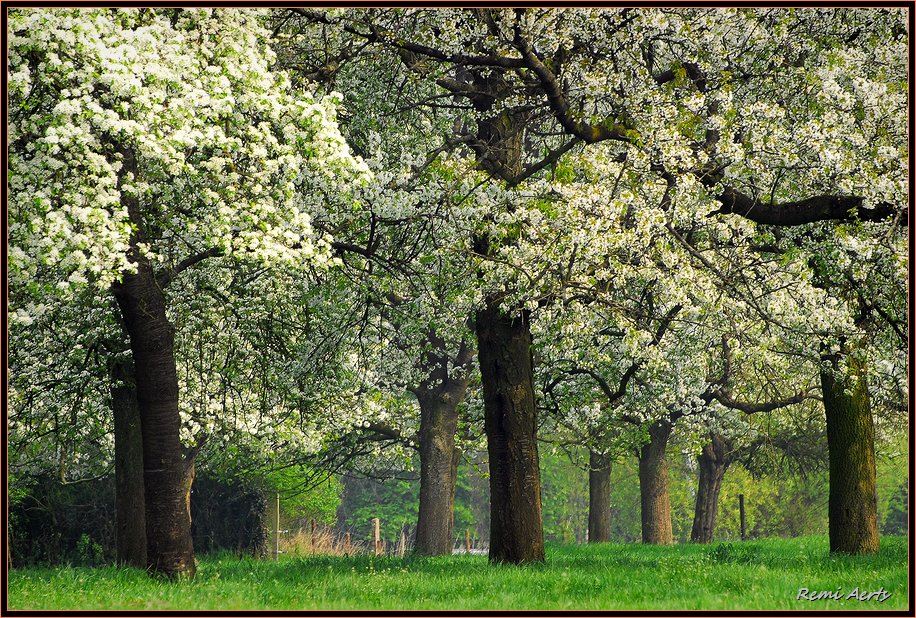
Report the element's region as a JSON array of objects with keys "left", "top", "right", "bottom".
[
  {"left": 111, "top": 358, "right": 147, "bottom": 568},
  {"left": 690, "top": 432, "right": 732, "bottom": 544},
  {"left": 587, "top": 450, "right": 612, "bottom": 543},
  {"left": 476, "top": 302, "right": 545, "bottom": 564},
  {"left": 821, "top": 346, "right": 879, "bottom": 554},
  {"left": 414, "top": 350, "right": 472, "bottom": 556},
  {"left": 111, "top": 148, "right": 196, "bottom": 578},
  {"left": 638, "top": 419, "right": 673, "bottom": 545}
]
